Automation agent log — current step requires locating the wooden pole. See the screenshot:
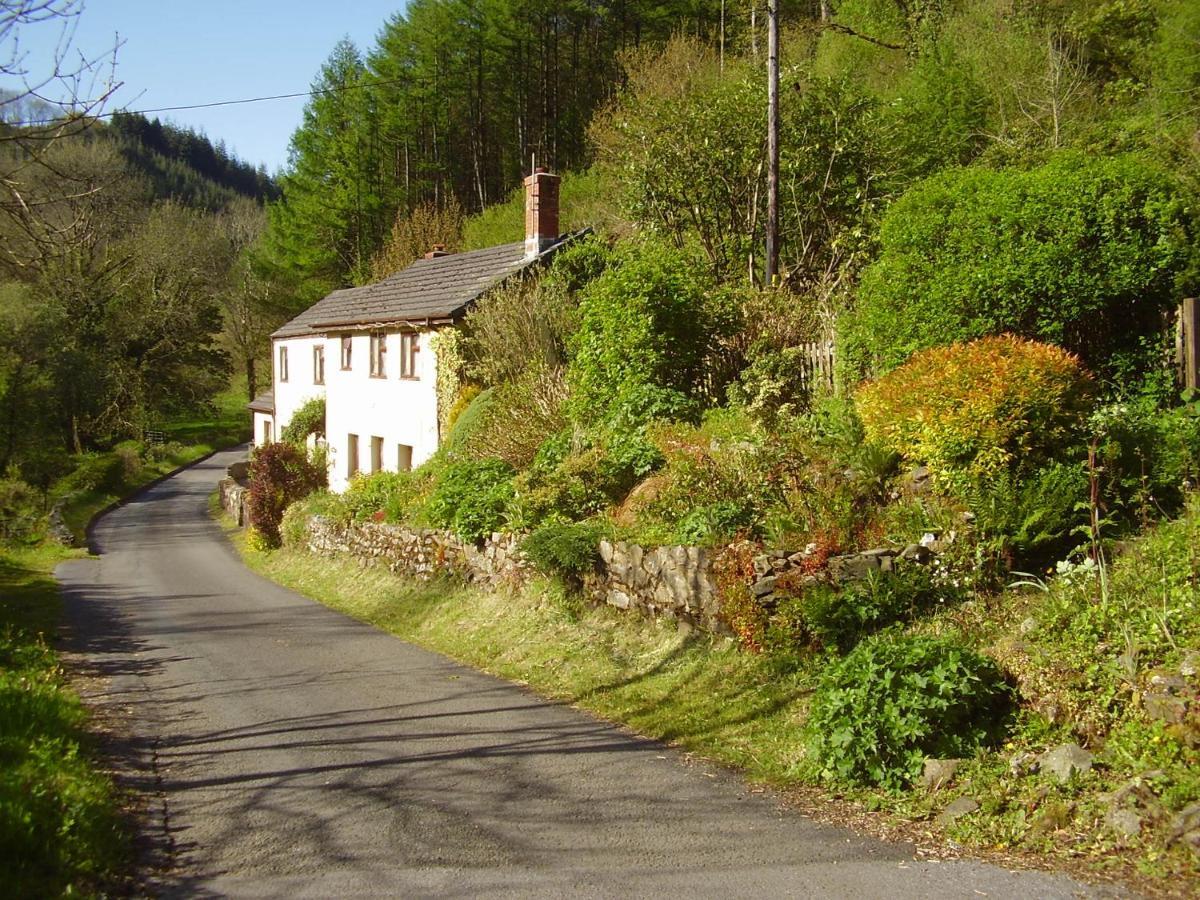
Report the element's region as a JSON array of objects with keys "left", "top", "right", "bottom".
[
  {"left": 1180, "top": 297, "right": 1199, "bottom": 392},
  {"left": 766, "top": 0, "right": 779, "bottom": 286}
]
